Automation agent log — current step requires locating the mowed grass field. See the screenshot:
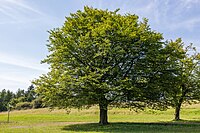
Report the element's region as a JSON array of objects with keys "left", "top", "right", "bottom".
[{"left": 0, "top": 104, "right": 200, "bottom": 133}]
